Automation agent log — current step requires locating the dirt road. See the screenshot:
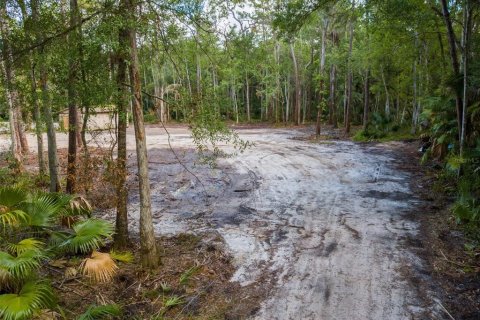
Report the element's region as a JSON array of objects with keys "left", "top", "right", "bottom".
[{"left": 1, "top": 127, "right": 442, "bottom": 319}]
